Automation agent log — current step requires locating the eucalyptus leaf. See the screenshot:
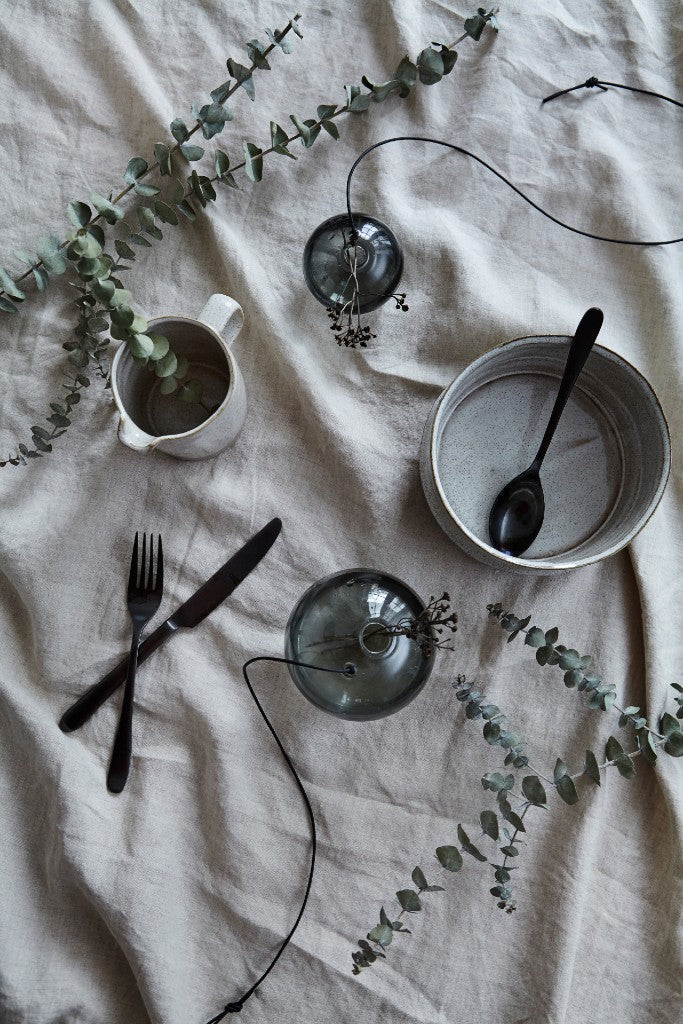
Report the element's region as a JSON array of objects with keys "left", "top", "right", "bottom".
[
  {"left": 556, "top": 774, "right": 579, "bottom": 805},
  {"left": 89, "top": 192, "right": 124, "bottom": 224},
  {"left": 605, "top": 736, "right": 625, "bottom": 761},
  {"left": 32, "top": 266, "right": 49, "bottom": 291},
  {"left": 0, "top": 268, "right": 25, "bottom": 300},
  {"left": 664, "top": 731, "right": 683, "bottom": 757},
  {"left": 417, "top": 46, "right": 444, "bottom": 85},
  {"left": 124, "top": 156, "right": 149, "bottom": 185},
  {"left": 480, "top": 810, "right": 499, "bottom": 840},
  {"left": 0, "top": 296, "right": 18, "bottom": 312},
  {"left": 289, "top": 113, "right": 310, "bottom": 144},
  {"left": 367, "top": 924, "right": 393, "bottom": 947},
  {"left": 176, "top": 200, "right": 196, "bottom": 221},
  {"left": 154, "top": 142, "right": 172, "bottom": 176},
  {"left": 227, "top": 58, "right": 255, "bottom": 100},
  {"left": 525, "top": 627, "right": 545, "bottom": 647},
  {"left": 435, "top": 845, "right": 463, "bottom": 872},
  {"left": 321, "top": 119, "right": 339, "bottom": 141},
  {"left": 521, "top": 775, "right": 547, "bottom": 806},
  {"left": 14, "top": 250, "right": 36, "bottom": 265},
  {"left": 584, "top": 750, "right": 601, "bottom": 785},
  {"left": 243, "top": 142, "right": 263, "bottom": 182},
  {"left": 180, "top": 143, "right": 205, "bottom": 161},
  {"left": 67, "top": 201, "right": 92, "bottom": 227},
  {"left": 154, "top": 350, "right": 178, "bottom": 377},
  {"left": 159, "top": 376, "right": 178, "bottom": 395},
  {"left": 503, "top": 810, "right": 526, "bottom": 832},
  {"left": 114, "top": 239, "right": 136, "bottom": 261},
  {"left": 134, "top": 182, "right": 161, "bottom": 197},
  {"left": 154, "top": 200, "right": 179, "bottom": 226},
  {"left": 614, "top": 753, "right": 636, "bottom": 778},
  {"left": 170, "top": 118, "right": 189, "bottom": 143},
  {"left": 457, "top": 824, "right": 487, "bottom": 861},
  {"left": 129, "top": 333, "right": 154, "bottom": 359},
  {"left": 396, "top": 889, "right": 421, "bottom": 912},
  {"left": 411, "top": 866, "right": 428, "bottom": 890}
]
